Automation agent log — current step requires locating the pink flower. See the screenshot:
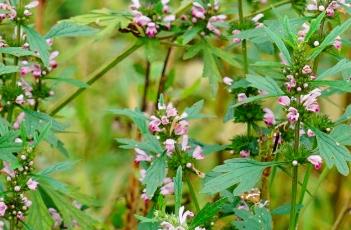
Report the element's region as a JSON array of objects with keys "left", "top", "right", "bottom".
[
  {"left": 174, "top": 120, "right": 189, "bottom": 135},
  {"left": 163, "top": 15, "right": 175, "bottom": 29},
  {"left": 25, "top": 1, "right": 39, "bottom": 9},
  {"left": 192, "top": 2, "right": 206, "bottom": 19},
  {"left": 0, "top": 202, "right": 7, "bottom": 216},
  {"left": 223, "top": 77, "right": 233, "bottom": 86},
  {"left": 32, "top": 64, "right": 42, "bottom": 78},
  {"left": 232, "top": 29, "right": 241, "bottom": 43},
  {"left": 49, "top": 51, "right": 59, "bottom": 70},
  {"left": 287, "top": 107, "right": 299, "bottom": 123},
  {"left": 160, "top": 178, "right": 174, "bottom": 195},
  {"left": 207, "top": 15, "right": 227, "bottom": 36},
  {"left": 166, "top": 103, "right": 178, "bottom": 117},
  {"left": 301, "top": 88, "right": 321, "bottom": 112},
  {"left": 160, "top": 116, "right": 169, "bottom": 125},
  {"left": 263, "top": 108, "right": 276, "bottom": 126},
  {"left": 334, "top": 36, "right": 342, "bottom": 50},
  {"left": 130, "top": 0, "right": 141, "bottom": 10},
  {"left": 192, "top": 146, "right": 205, "bottom": 160},
  {"left": 148, "top": 116, "right": 161, "bottom": 132},
  {"left": 20, "top": 66, "right": 31, "bottom": 76},
  {"left": 27, "top": 178, "right": 39, "bottom": 190},
  {"left": 146, "top": 22, "right": 157, "bottom": 37},
  {"left": 13, "top": 112, "right": 25, "bottom": 129},
  {"left": 237, "top": 93, "right": 247, "bottom": 102},
  {"left": 164, "top": 139, "right": 176, "bottom": 155},
  {"left": 278, "top": 96, "right": 291, "bottom": 106},
  {"left": 141, "top": 189, "right": 150, "bottom": 201},
  {"left": 302, "top": 65, "right": 312, "bottom": 74},
  {"left": 16, "top": 212, "right": 24, "bottom": 220},
  {"left": 15, "top": 94, "right": 25, "bottom": 105},
  {"left": 307, "top": 129, "right": 315, "bottom": 137},
  {"left": 307, "top": 155, "right": 322, "bottom": 170},
  {"left": 240, "top": 150, "right": 250, "bottom": 158},
  {"left": 134, "top": 148, "right": 152, "bottom": 162},
  {"left": 179, "top": 206, "right": 194, "bottom": 225},
  {"left": 1, "top": 162, "right": 15, "bottom": 177},
  {"left": 133, "top": 13, "right": 151, "bottom": 26},
  {"left": 181, "top": 135, "right": 189, "bottom": 151},
  {"left": 49, "top": 208, "right": 63, "bottom": 228},
  {"left": 22, "top": 197, "right": 32, "bottom": 207},
  {"left": 326, "top": 7, "right": 334, "bottom": 17}
]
